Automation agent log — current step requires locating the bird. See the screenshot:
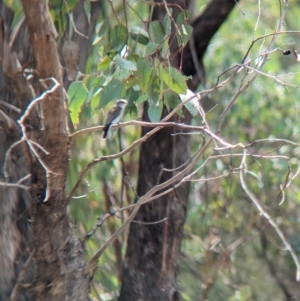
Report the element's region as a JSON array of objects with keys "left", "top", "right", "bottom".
[{"left": 103, "top": 99, "right": 127, "bottom": 138}]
